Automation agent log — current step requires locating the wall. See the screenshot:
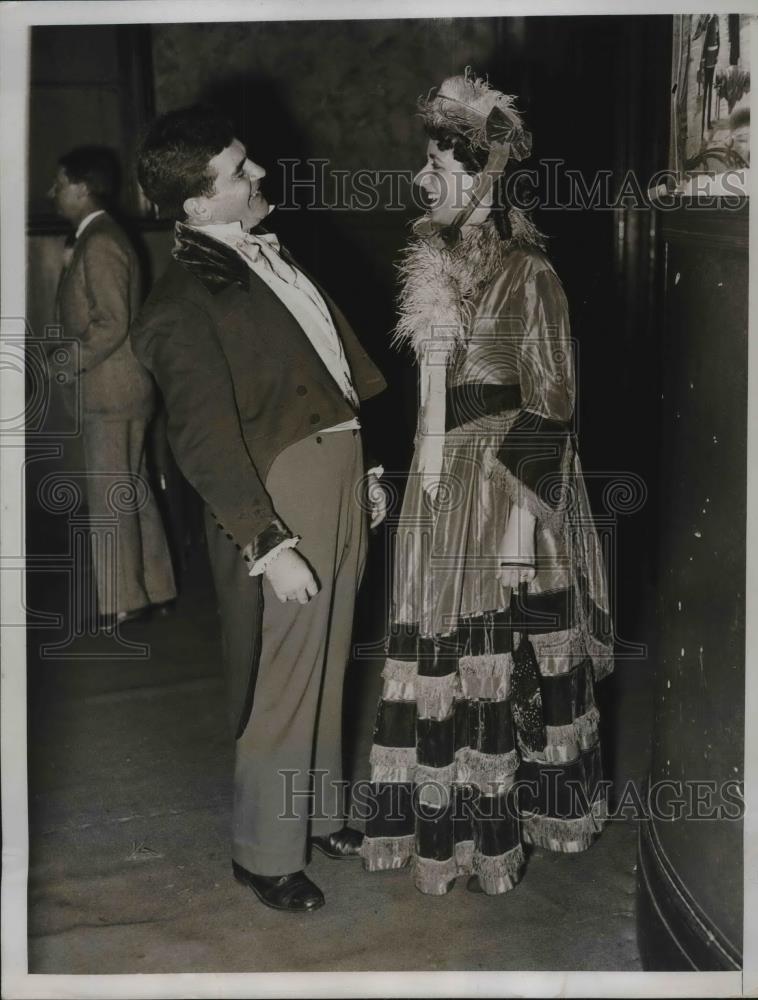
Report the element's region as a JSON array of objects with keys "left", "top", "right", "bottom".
[
  {"left": 29, "top": 25, "right": 153, "bottom": 221},
  {"left": 152, "top": 19, "right": 513, "bottom": 174}
]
